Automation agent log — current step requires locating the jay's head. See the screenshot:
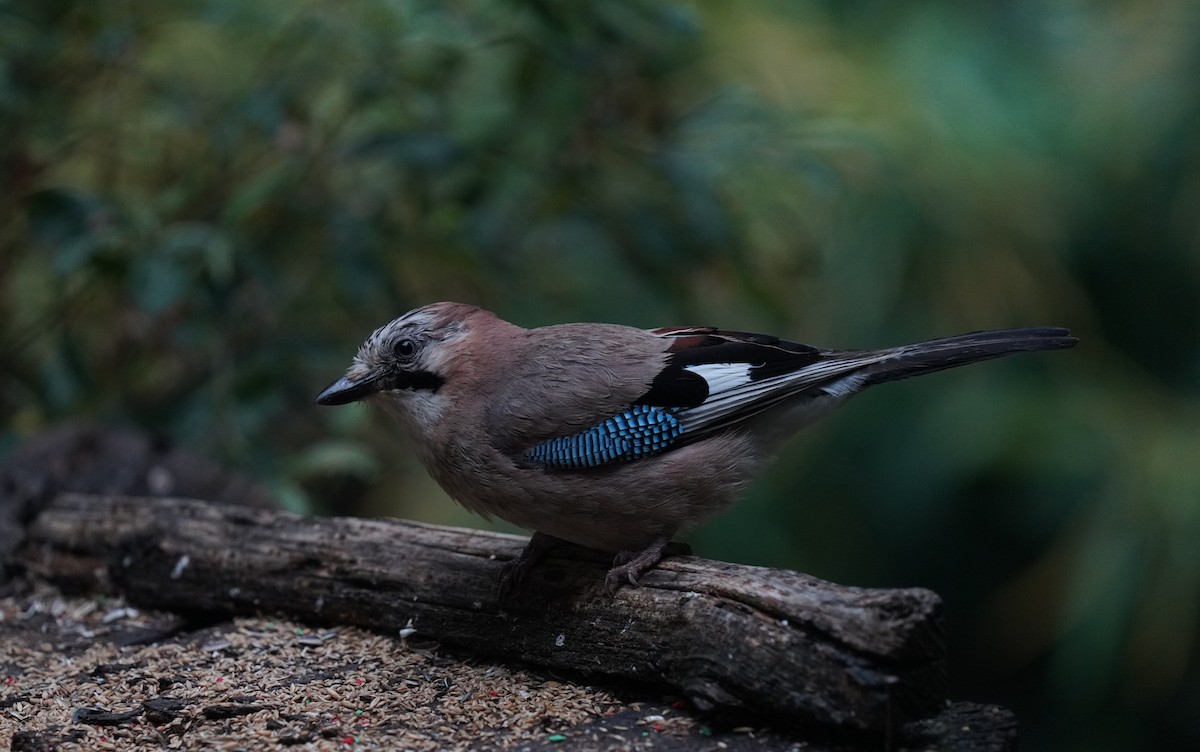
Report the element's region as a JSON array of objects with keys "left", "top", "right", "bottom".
[{"left": 316, "top": 302, "right": 491, "bottom": 411}]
